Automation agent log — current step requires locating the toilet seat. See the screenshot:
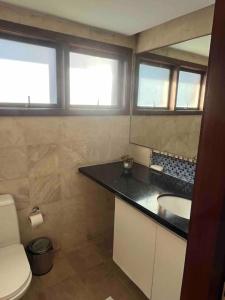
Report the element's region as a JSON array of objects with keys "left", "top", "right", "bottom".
[{"left": 0, "top": 244, "right": 32, "bottom": 300}]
